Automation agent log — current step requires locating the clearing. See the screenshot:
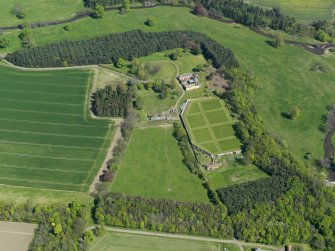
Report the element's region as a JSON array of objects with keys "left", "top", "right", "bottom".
[
  {"left": 181, "top": 98, "right": 241, "bottom": 155},
  {"left": 0, "top": 65, "right": 113, "bottom": 192},
  {"left": 110, "top": 126, "right": 208, "bottom": 202},
  {"left": 0, "top": 221, "right": 36, "bottom": 251},
  {"left": 207, "top": 161, "right": 269, "bottom": 189}
]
